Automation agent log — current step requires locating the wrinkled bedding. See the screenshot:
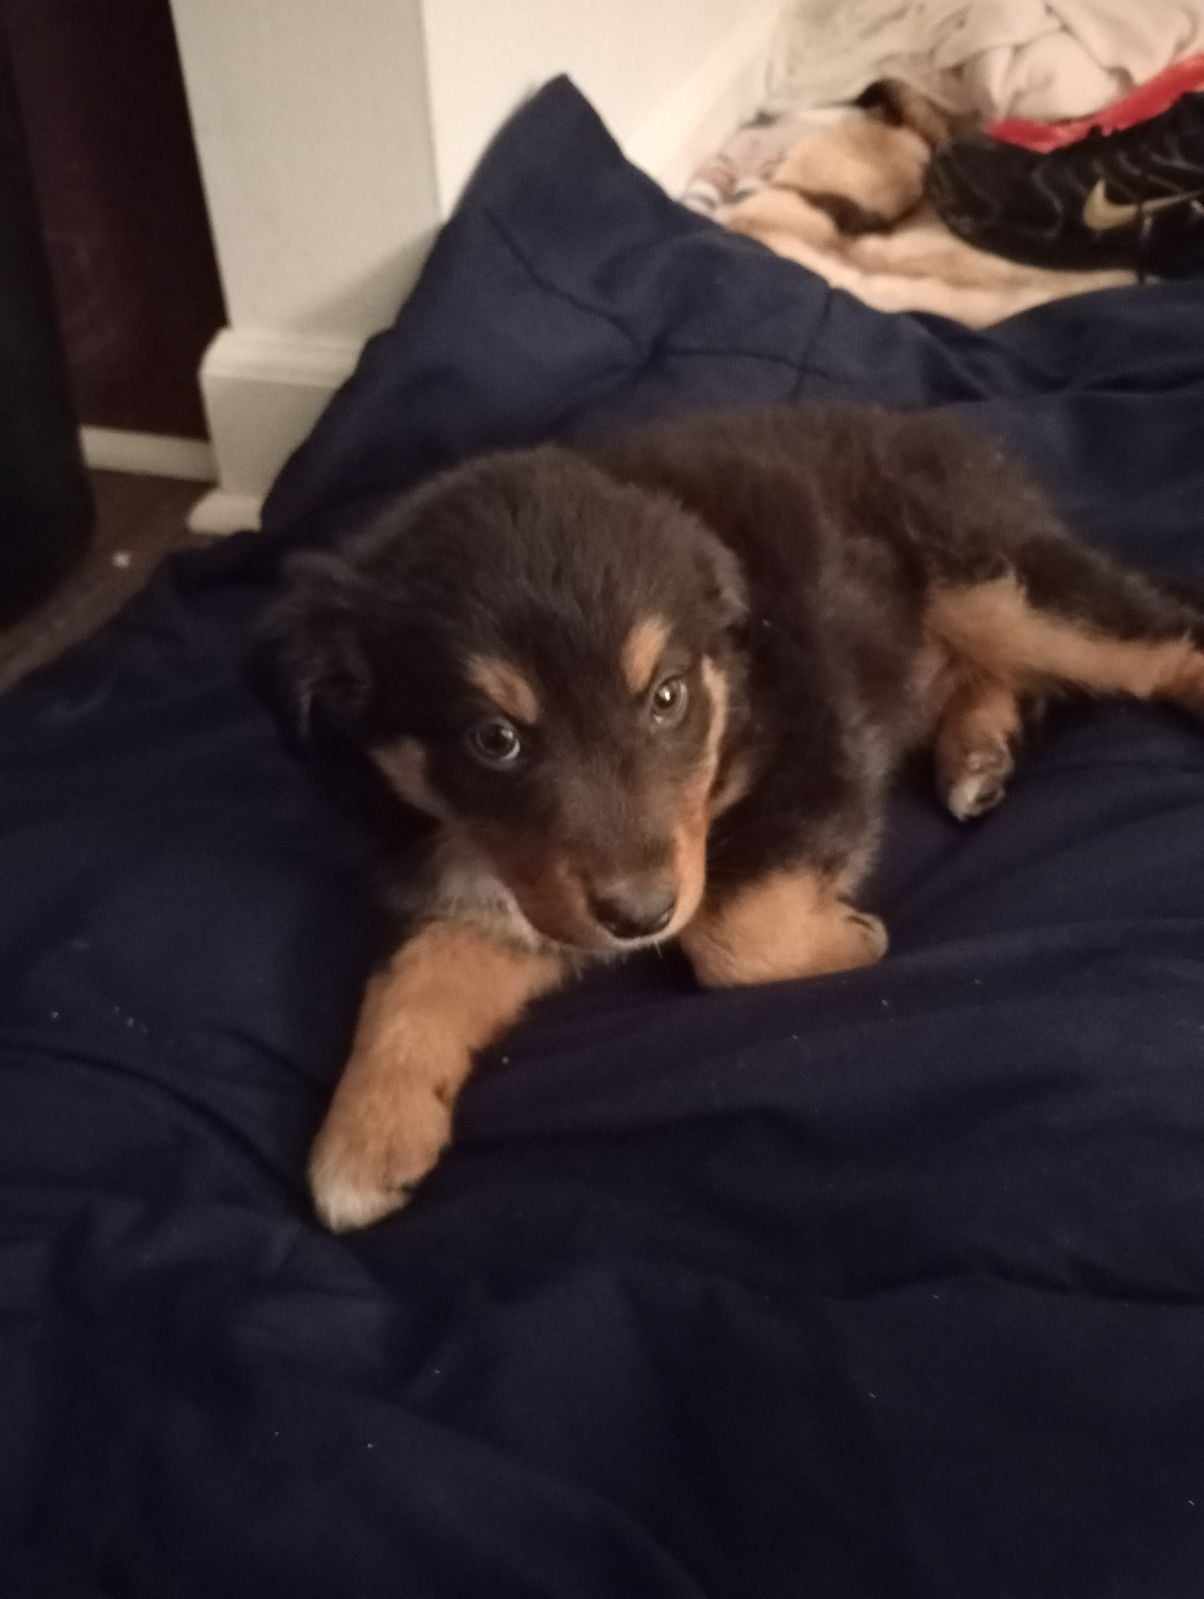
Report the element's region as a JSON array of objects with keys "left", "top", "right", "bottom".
[
  {"left": 766, "top": 0, "right": 1204, "bottom": 125},
  {"left": 5, "top": 78, "right": 1204, "bottom": 1599},
  {"left": 684, "top": 105, "right": 1136, "bottom": 327}
]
